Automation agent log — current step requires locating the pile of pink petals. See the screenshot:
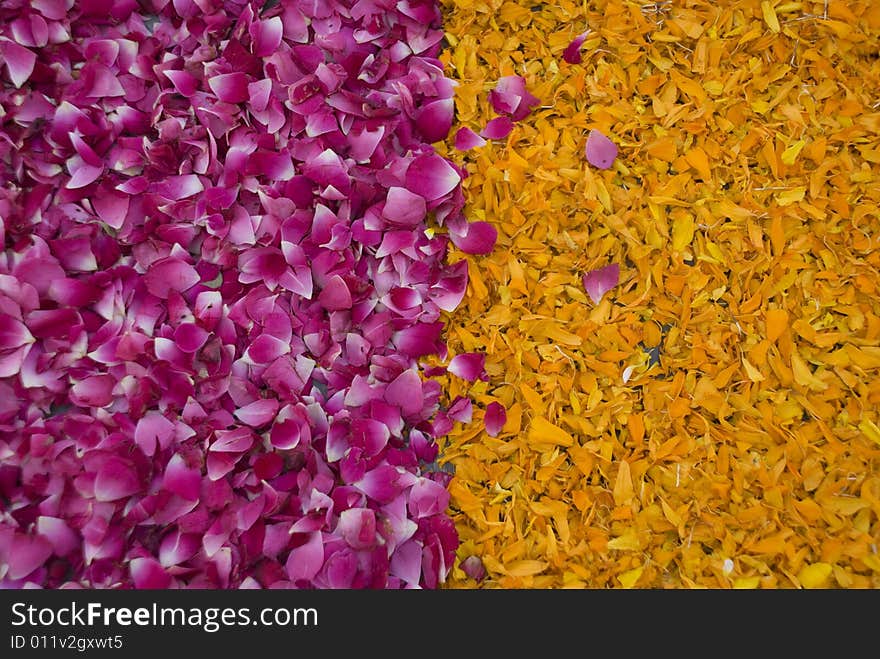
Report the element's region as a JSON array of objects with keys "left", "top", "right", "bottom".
[{"left": 0, "top": 0, "right": 495, "bottom": 589}]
